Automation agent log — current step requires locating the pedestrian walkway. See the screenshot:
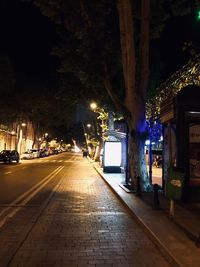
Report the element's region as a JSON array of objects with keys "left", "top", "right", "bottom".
[
  {"left": 90, "top": 160, "right": 200, "bottom": 267},
  {"left": 0, "top": 157, "right": 170, "bottom": 267}
]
